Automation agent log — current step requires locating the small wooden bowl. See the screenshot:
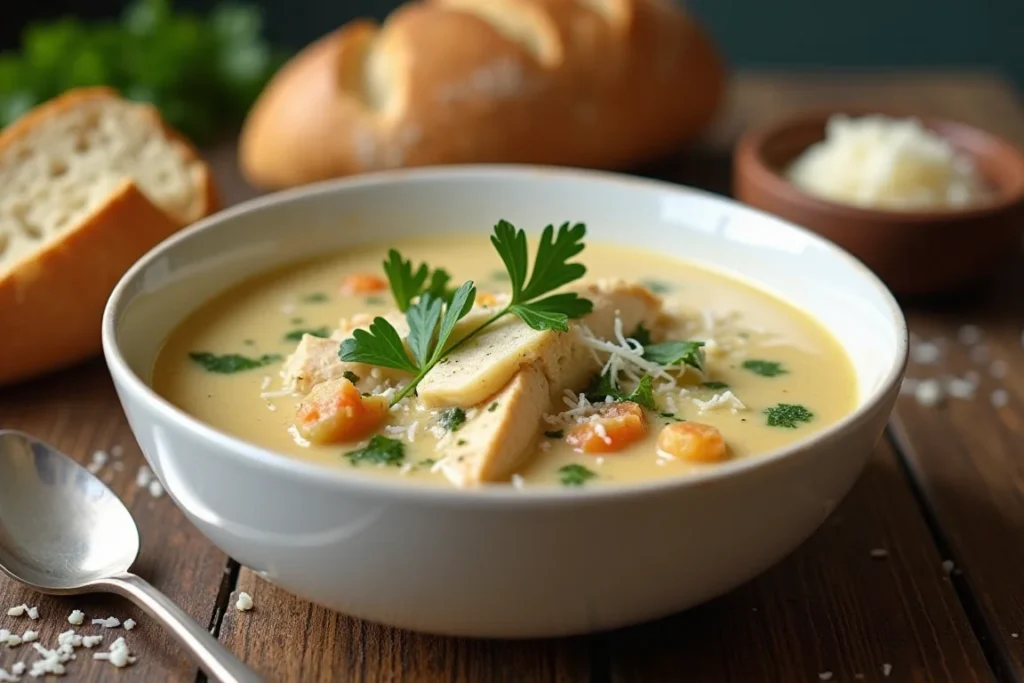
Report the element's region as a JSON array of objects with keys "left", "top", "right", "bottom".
[{"left": 734, "top": 109, "right": 1024, "bottom": 296}]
